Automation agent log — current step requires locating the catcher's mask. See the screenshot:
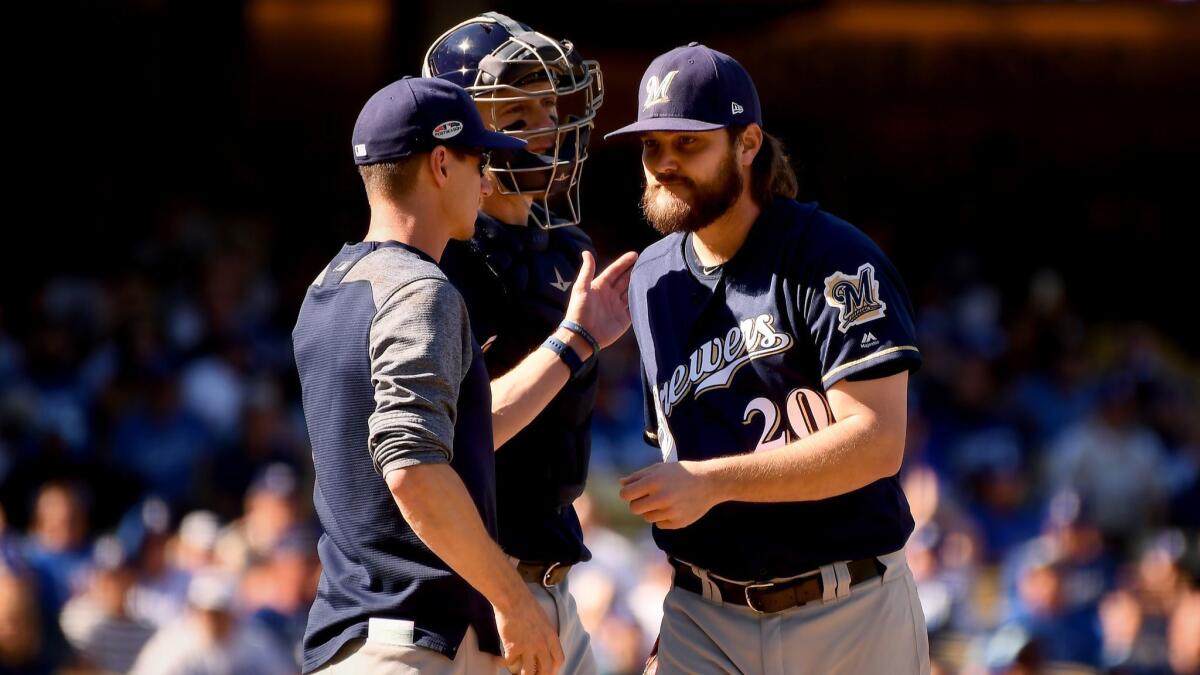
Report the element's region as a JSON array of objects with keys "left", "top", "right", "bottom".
[{"left": 422, "top": 12, "right": 604, "bottom": 228}]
